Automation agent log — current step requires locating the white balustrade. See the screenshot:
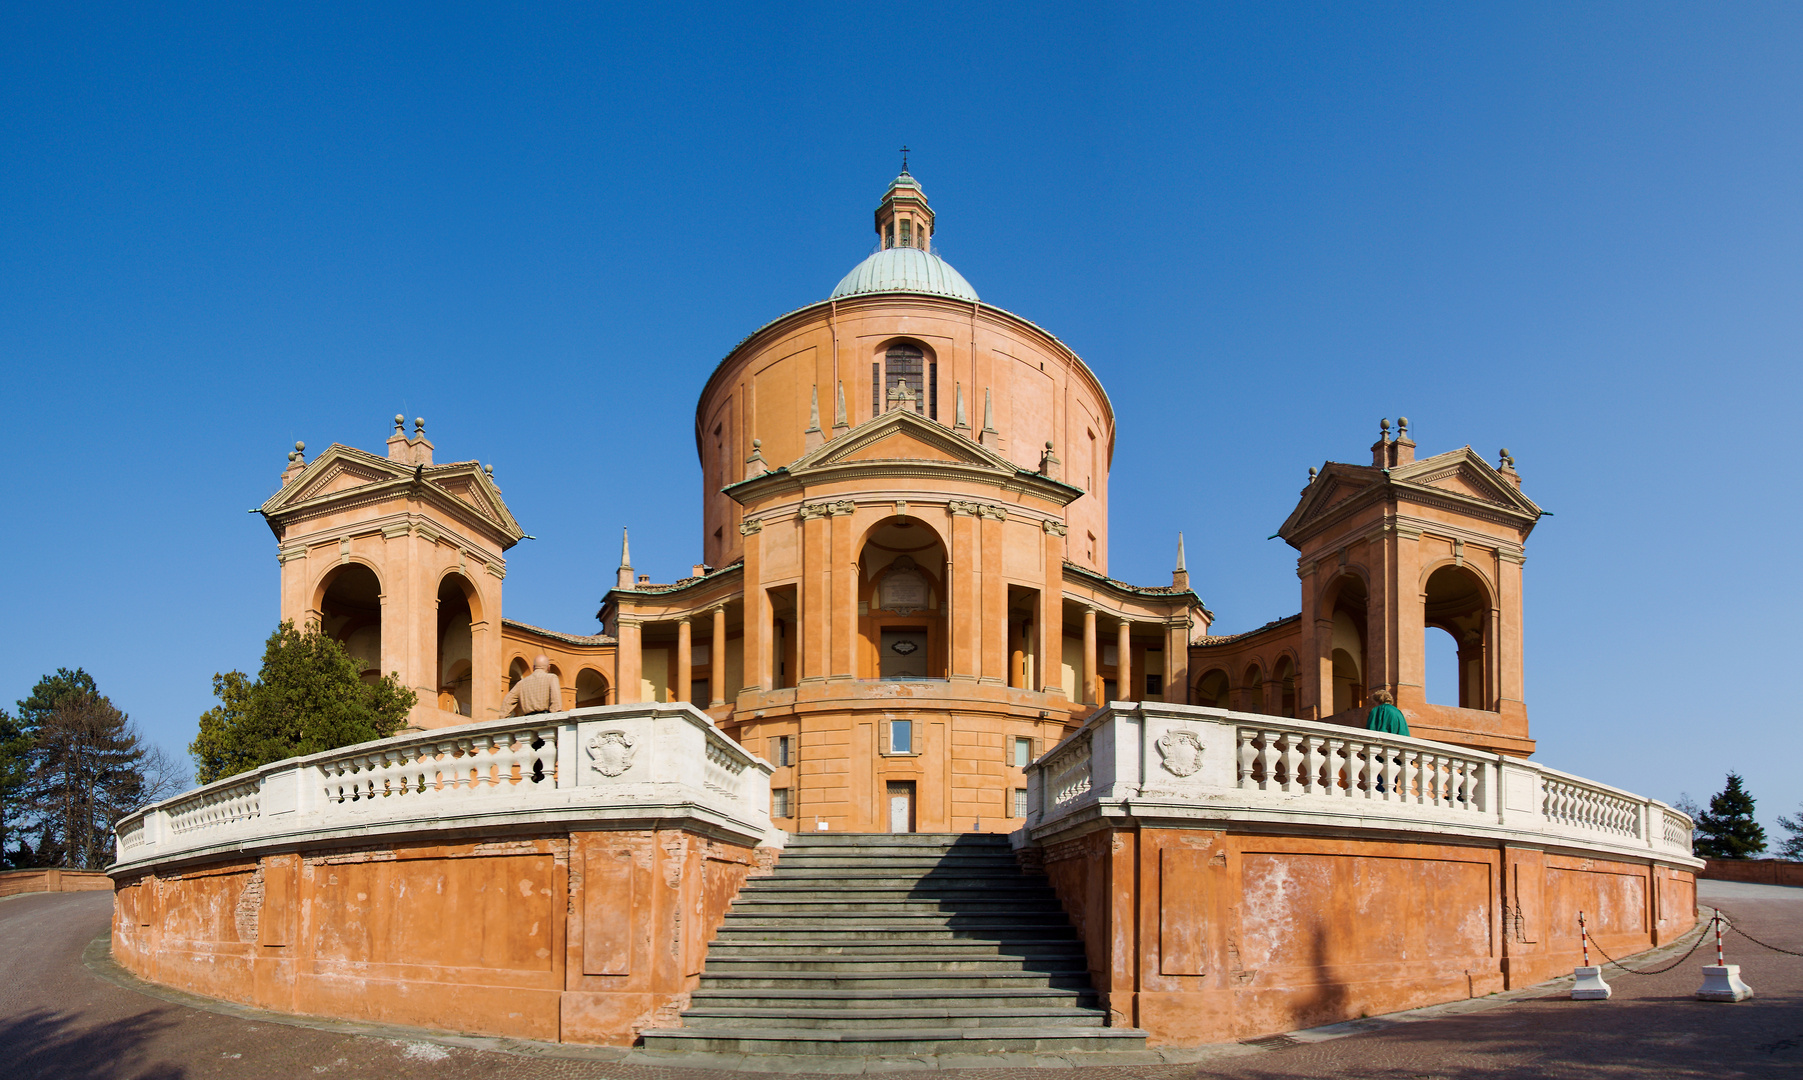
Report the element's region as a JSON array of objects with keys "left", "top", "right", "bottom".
[
  {"left": 1025, "top": 702, "right": 1696, "bottom": 866},
  {"left": 113, "top": 703, "right": 779, "bottom": 869}
]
